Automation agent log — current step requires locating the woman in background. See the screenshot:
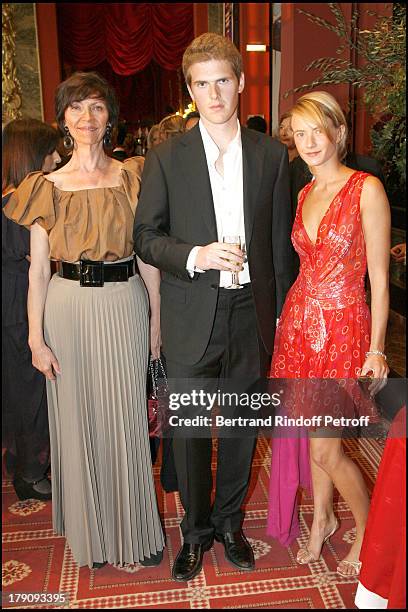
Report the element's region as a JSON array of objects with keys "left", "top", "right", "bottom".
[
  {"left": 2, "top": 118, "right": 60, "bottom": 500},
  {"left": 278, "top": 112, "right": 299, "bottom": 162},
  {"left": 158, "top": 113, "right": 185, "bottom": 142},
  {"left": 146, "top": 124, "right": 161, "bottom": 150}
]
